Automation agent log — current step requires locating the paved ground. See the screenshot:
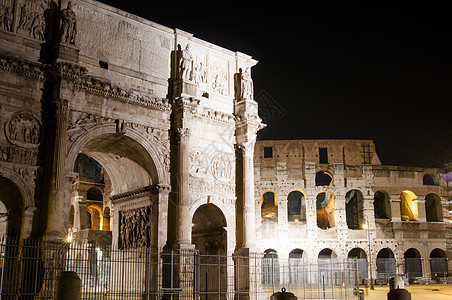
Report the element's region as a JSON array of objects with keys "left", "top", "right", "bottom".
[{"left": 364, "top": 284, "right": 452, "bottom": 299}]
